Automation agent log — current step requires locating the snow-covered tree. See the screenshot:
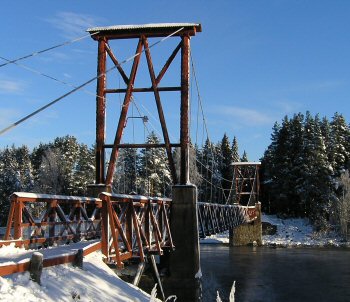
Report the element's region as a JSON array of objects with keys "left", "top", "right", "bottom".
[
  {"left": 329, "top": 113, "right": 350, "bottom": 175},
  {"left": 113, "top": 148, "right": 139, "bottom": 194},
  {"left": 0, "top": 145, "right": 34, "bottom": 225},
  {"left": 298, "top": 113, "right": 333, "bottom": 228},
  {"left": 231, "top": 137, "right": 240, "bottom": 163},
  {"left": 336, "top": 171, "right": 350, "bottom": 241},
  {"left": 240, "top": 150, "right": 248, "bottom": 162},
  {"left": 34, "top": 136, "right": 94, "bottom": 196},
  {"left": 196, "top": 138, "right": 223, "bottom": 203},
  {"left": 220, "top": 134, "right": 233, "bottom": 201},
  {"left": 139, "top": 132, "right": 172, "bottom": 197}
]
